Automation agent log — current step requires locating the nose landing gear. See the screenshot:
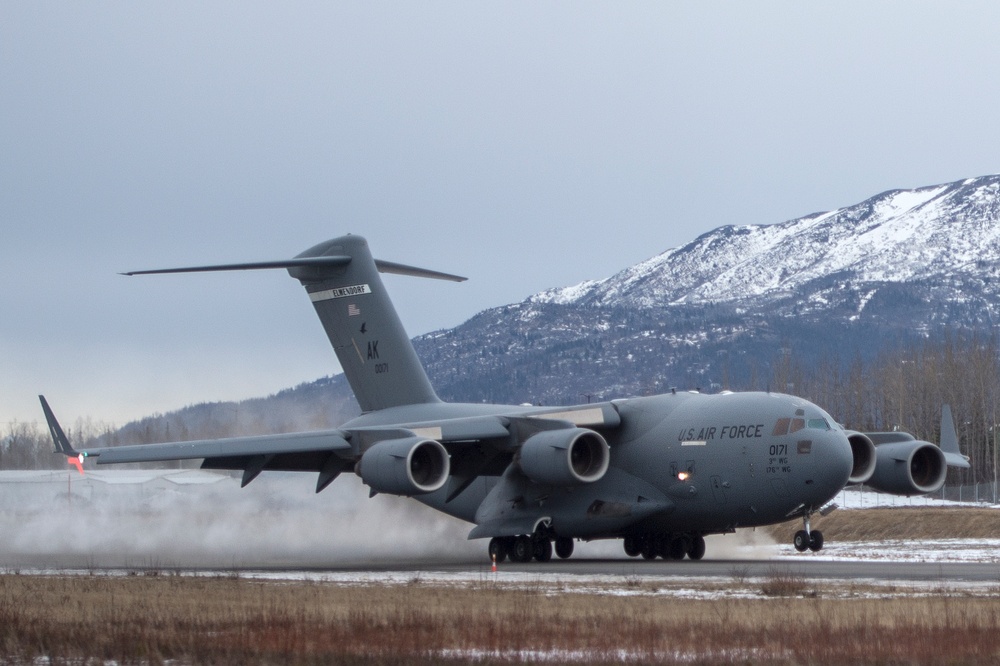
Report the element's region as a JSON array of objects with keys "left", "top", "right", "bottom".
[{"left": 793, "top": 512, "right": 824, "bottom": 552}]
